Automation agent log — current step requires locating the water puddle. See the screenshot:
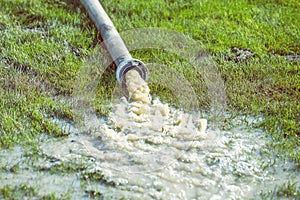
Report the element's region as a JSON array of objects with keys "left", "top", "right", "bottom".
[
  {"left": 0, "top": 146, "right": 83, "bottom": 198},
  {"left": 1, "top": 96, "right": 298, "bottom": 199},
  {"left": 1, "top": 72, "right": 299, "bottom": 199}
]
